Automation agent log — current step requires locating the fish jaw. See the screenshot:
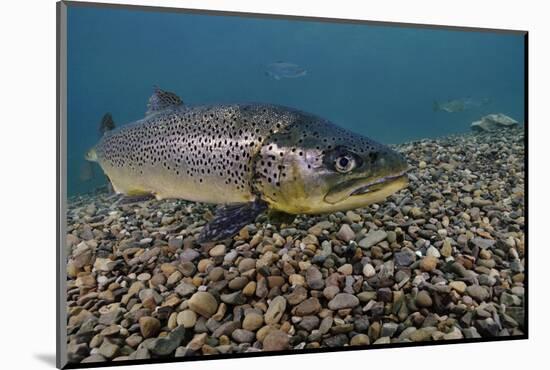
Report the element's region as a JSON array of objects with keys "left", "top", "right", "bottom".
[{"left": 324, "top": 171, "right": 409, "bottom": 208}]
